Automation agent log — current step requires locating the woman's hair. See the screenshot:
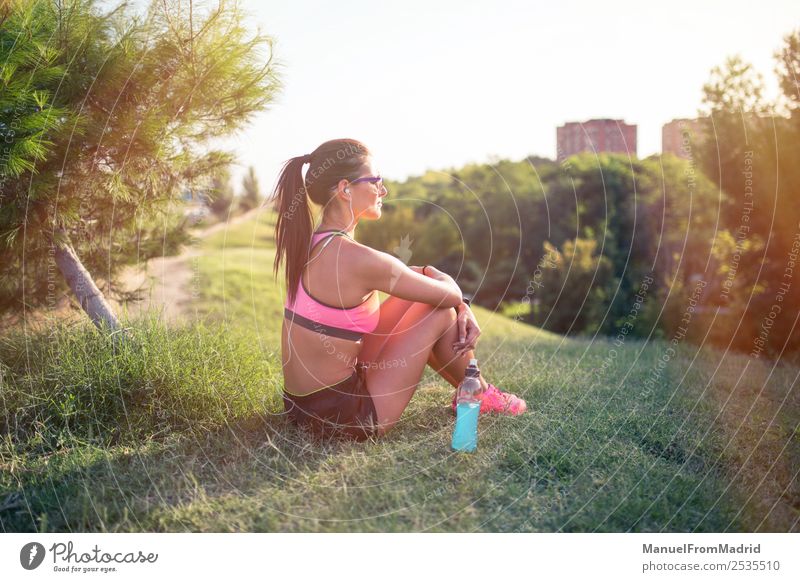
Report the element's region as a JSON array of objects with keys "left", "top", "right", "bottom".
[{"left": 272, "top": 138, "right": 371, "bottom": 303}]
